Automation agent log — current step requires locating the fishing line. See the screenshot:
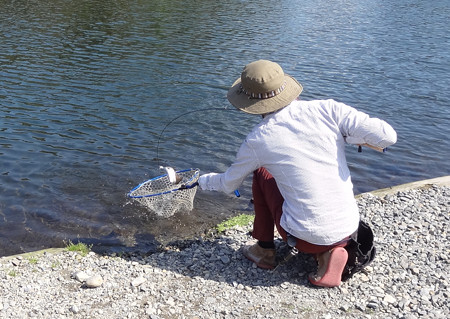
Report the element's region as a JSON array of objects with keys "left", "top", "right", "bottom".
[
  {"left": 155, "top": 106, "right": 234, "bottom": 167},
  {"left": 129, "top": 107, "right": 229, "bottom": 217},
  {"left": 153, "top": 106, "right": 251, "bottom": 200},
  {"left": 128, "top": 106, "right": 240, "bottom": 216}
]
